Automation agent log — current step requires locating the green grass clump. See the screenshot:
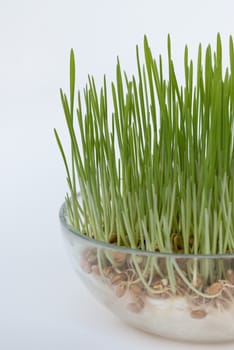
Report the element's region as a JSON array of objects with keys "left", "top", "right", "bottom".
[{"left": 55, "top": 34, "right": 234, "bottom": 256}]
